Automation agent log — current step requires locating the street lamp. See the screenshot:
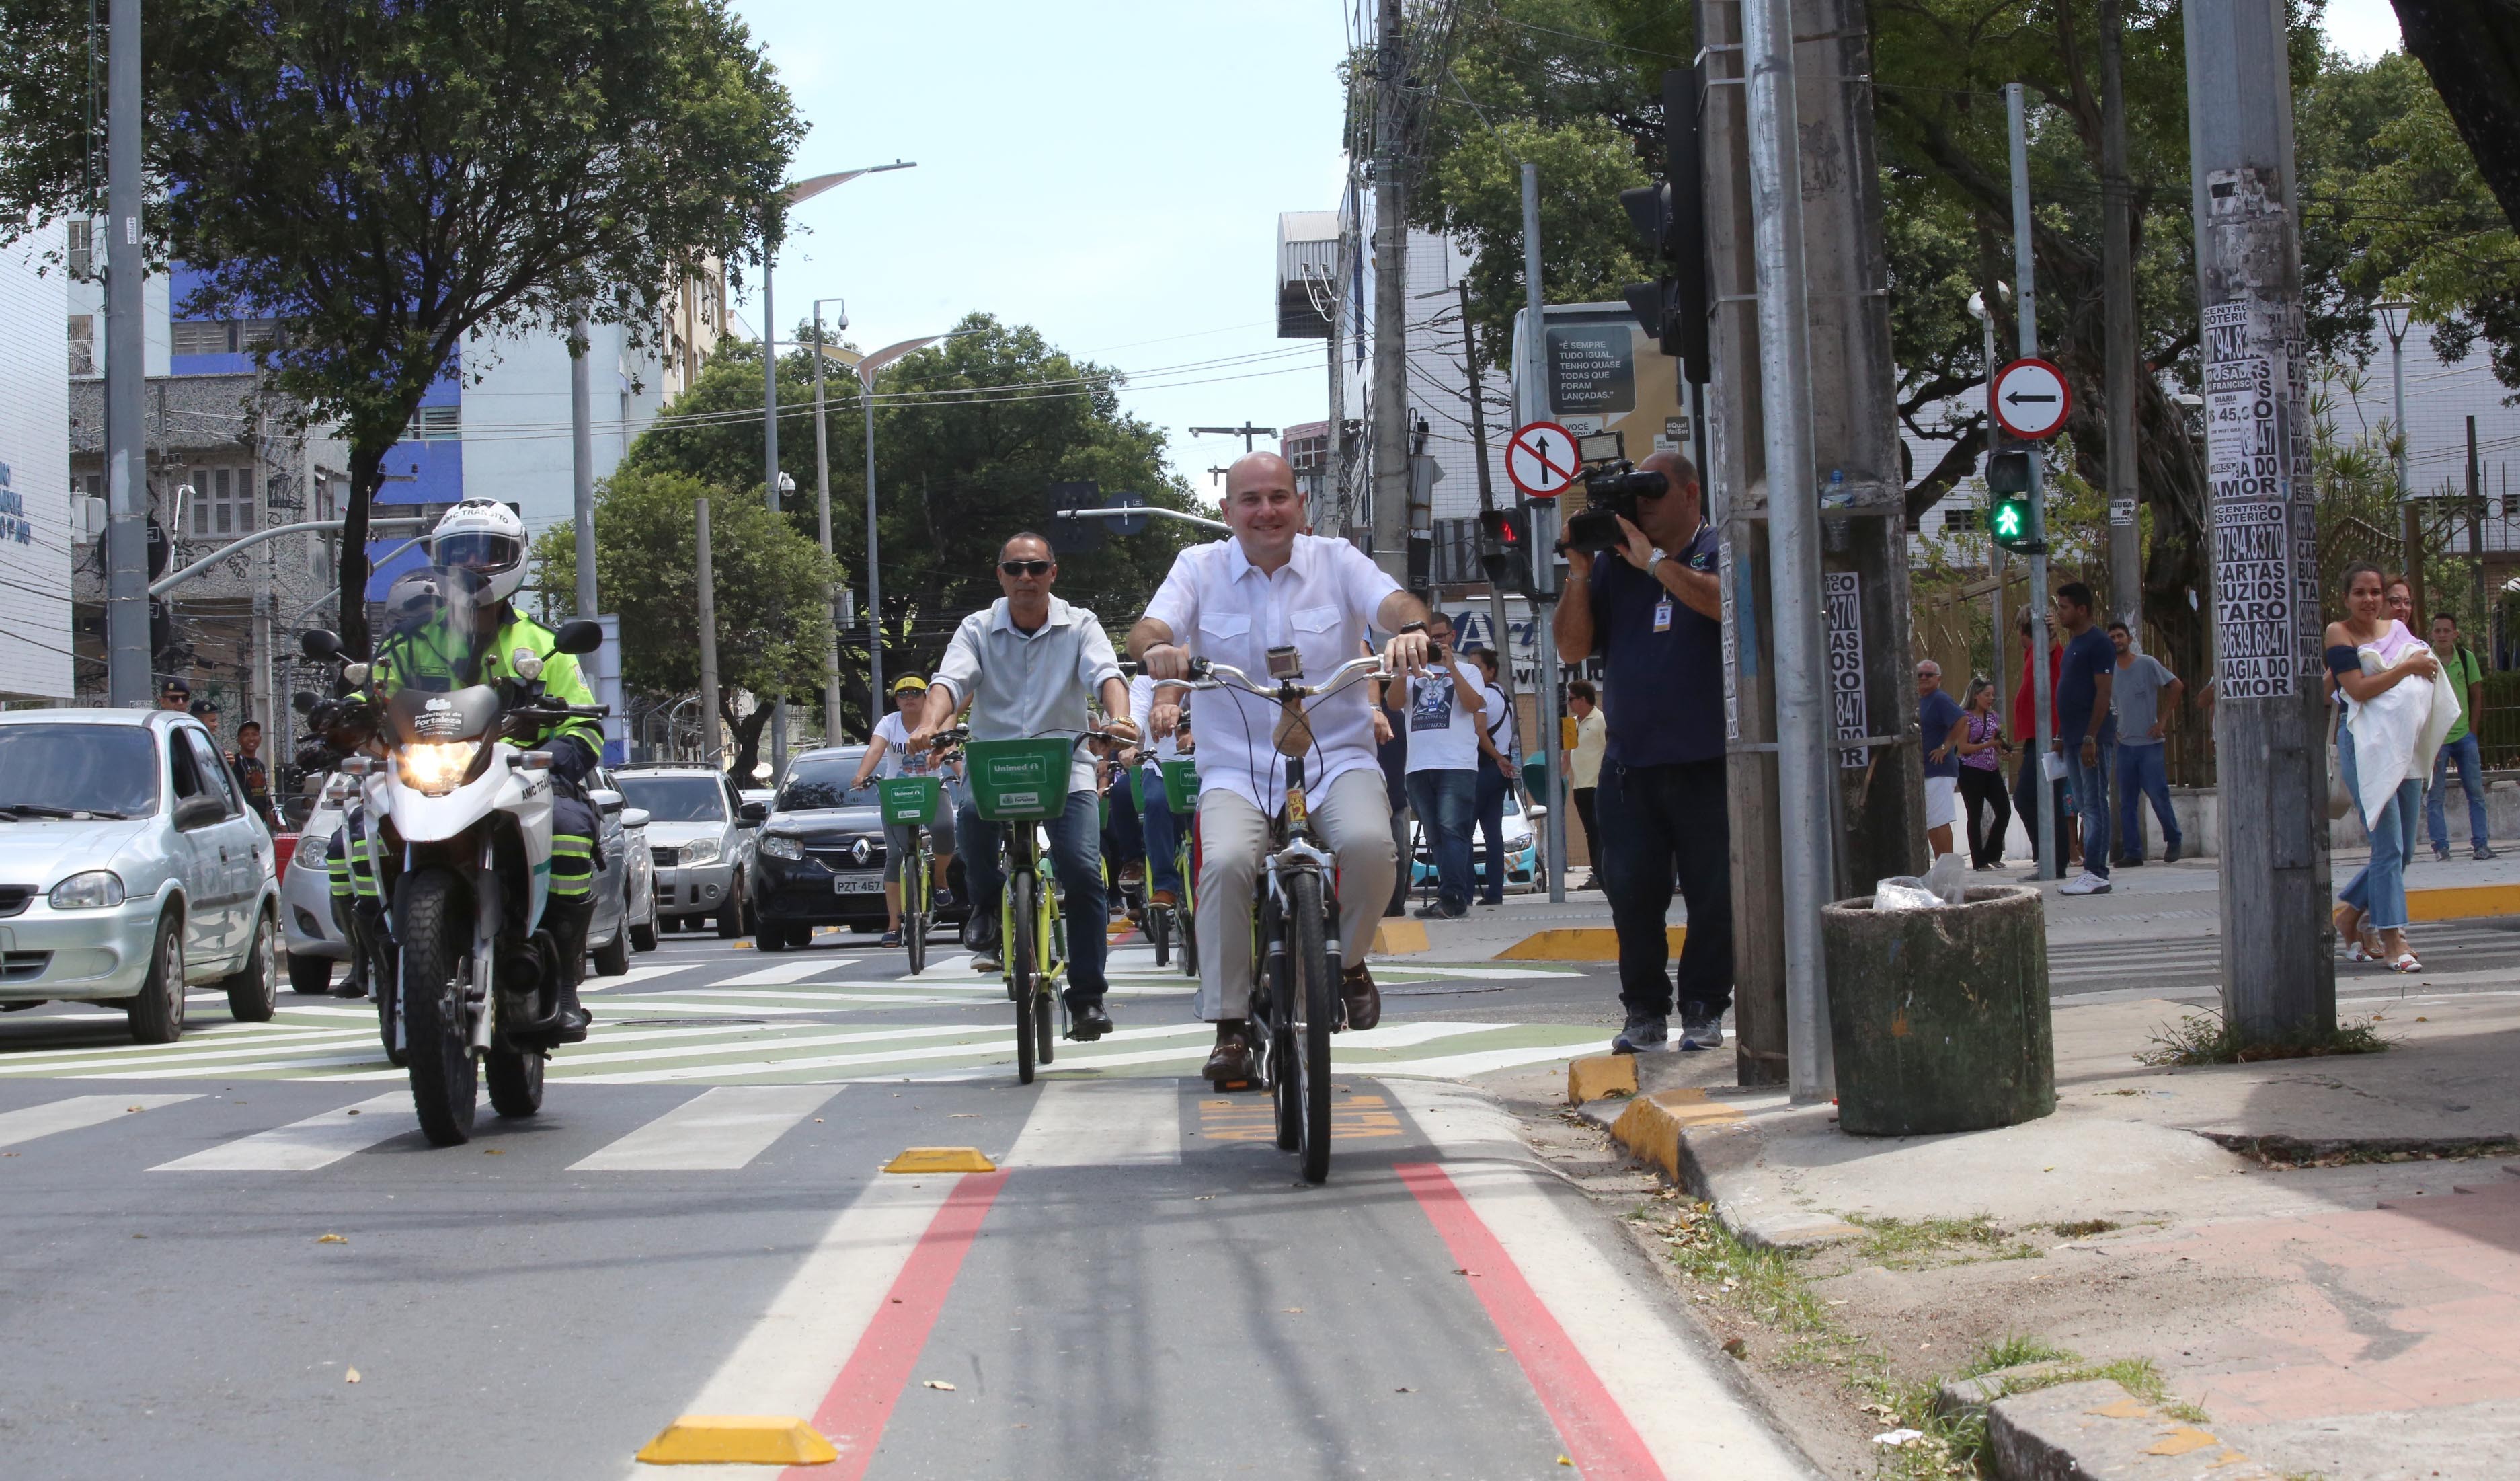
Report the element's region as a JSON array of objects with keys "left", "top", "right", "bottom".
[
  {"left": 761, "top": 161, "right": 916, "bottom": 513},
  {"left": 2377, "top": 301, "right": 2416, "bottom": 502},
  {"left": 854, "top": 330, "right": 969, "bottom": 704},
  {"left": 809, "top": 297, "right": 857, "bottom": 732}
]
